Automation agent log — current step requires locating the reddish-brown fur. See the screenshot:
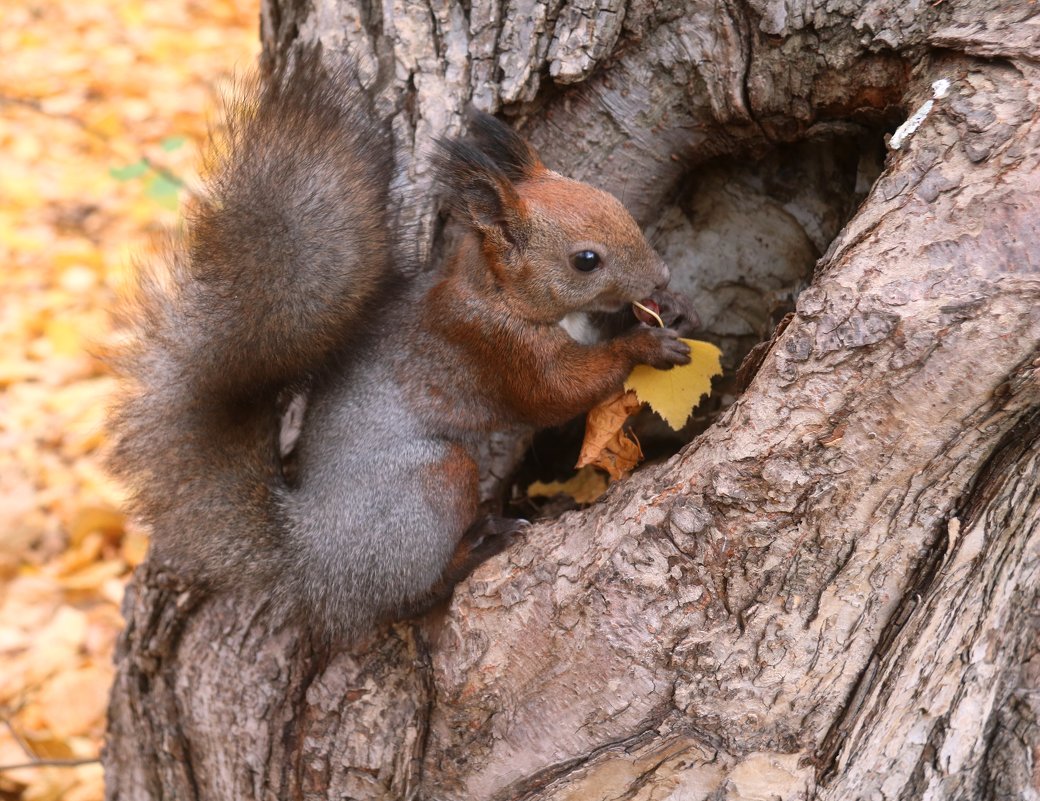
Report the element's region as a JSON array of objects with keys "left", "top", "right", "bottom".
[
  {"left": 107, "top": 56, "right": 696, "bottom": 640},
  {"left": 421, "top": 152, "right": 691, "bottom": 430}
]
